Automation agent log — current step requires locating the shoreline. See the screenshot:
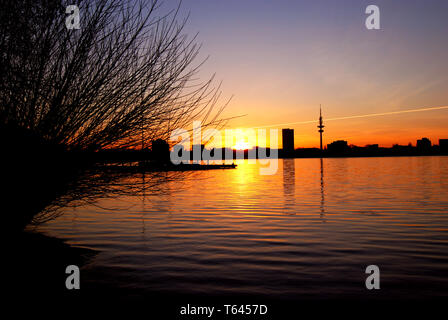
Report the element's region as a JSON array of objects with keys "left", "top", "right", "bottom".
[{"left": 7, "top": 230, "right": 97, "bottom": 301}]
